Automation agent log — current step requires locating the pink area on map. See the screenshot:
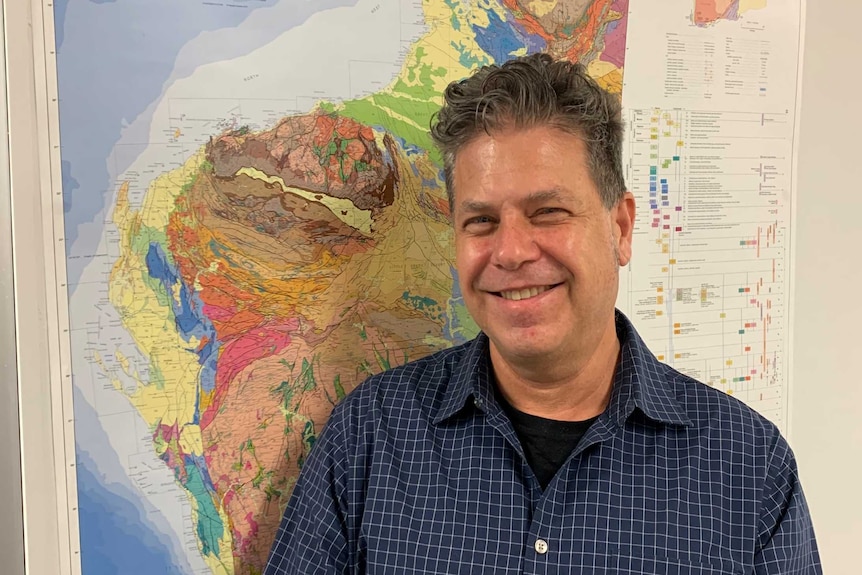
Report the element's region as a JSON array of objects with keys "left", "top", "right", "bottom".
[
  {"left": 215, "top": 319, "right": 298, "bottom": 390},
  {"left": 232, "top": 512, "right": 261, "bottom": 556},
  {"left": 154, "top": 422, "right": 184, "bottom": 476},
  {"left": 202, "top": 303, "right": 237, "bottom": 322},
  {"left": 157, "top": 420, "right": 181, "bottom": 443},
  {"left": 200, "top": 318, "right": 299, "bottom": 429},
  {"left": 245, "top": 513, "right": 259, "bottom": 540},
  {"left": 600, "top": 0, "right": 629, "bottom": 68}
]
